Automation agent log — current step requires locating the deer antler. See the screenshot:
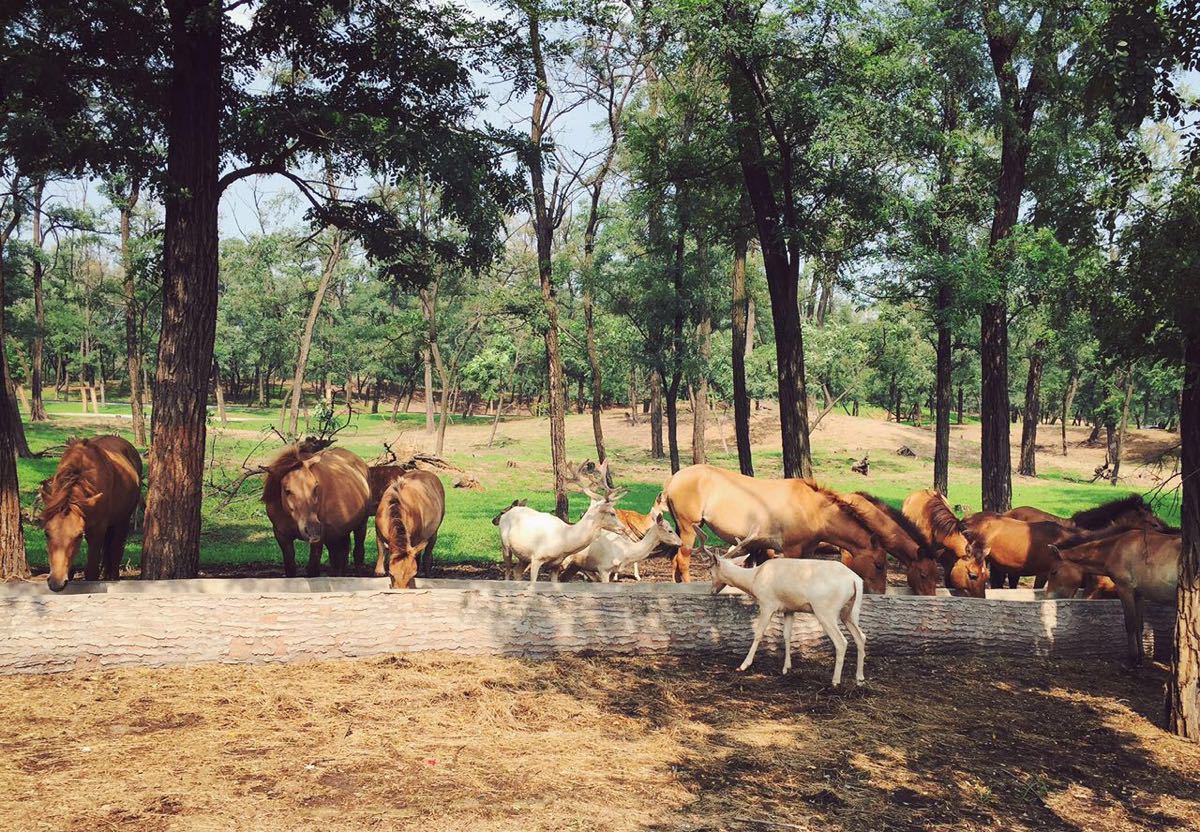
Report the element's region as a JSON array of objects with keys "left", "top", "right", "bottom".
[{"left": 570, "top": 459, "right": 622, "bottom": 501}]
